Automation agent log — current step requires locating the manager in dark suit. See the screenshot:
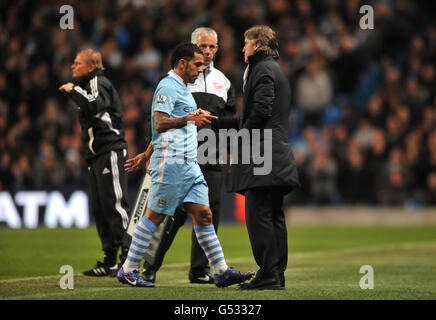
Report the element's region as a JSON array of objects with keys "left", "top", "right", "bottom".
[{"left": 212, "top": 25, "right": 300, "bottom": 290}]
